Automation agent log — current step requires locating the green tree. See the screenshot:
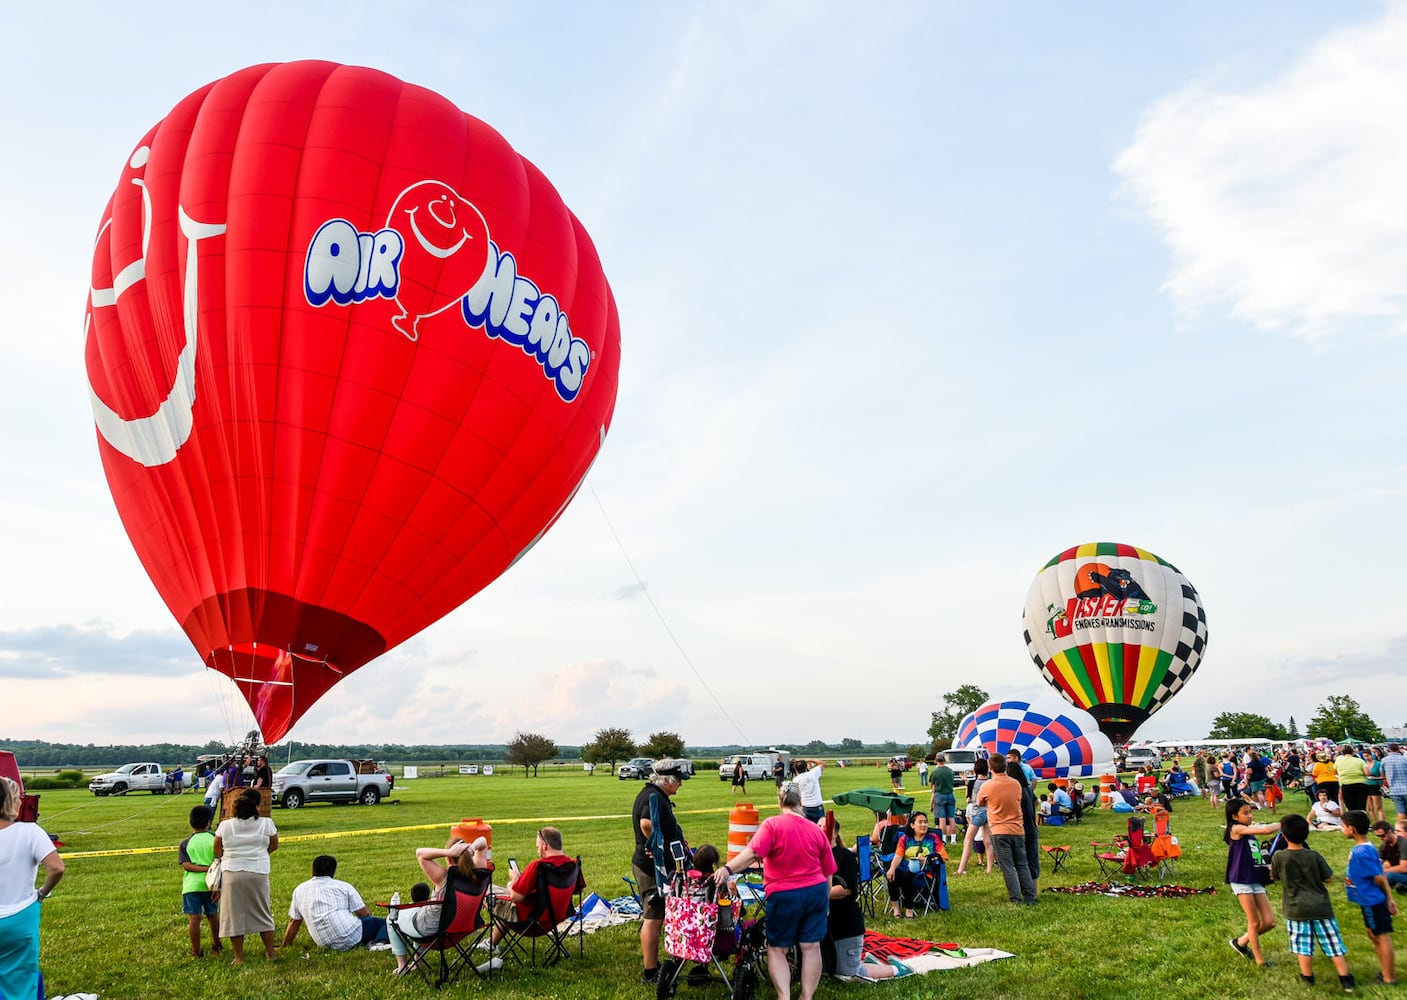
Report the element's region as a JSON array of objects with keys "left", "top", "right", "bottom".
[
  {"left": 802, "top": 739, "right": 829, "bottom": 755},
  {"left": 1287, "top": 715, "right": 1300, "bottom": 739},
  {"left": 581, "top": 727, "right": 635, "bottom": 775},
  {"left": 505, "top": 732, "right": 557, "bottom": 777},
  {"left": 927, "top": 684, "right": 990, "bottom": 745},
  {"left": 839, "top": 738, "right": 863, "bottom": 752},
  {"left": 1207, "top": 712, "right": 1287, "bottom": 741},
  {"left": 640, "top": 731, "right": 686, "bottom": 759},
  {"left": 1306, "top": 695, "right": 1384, "bottom": 743}
]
